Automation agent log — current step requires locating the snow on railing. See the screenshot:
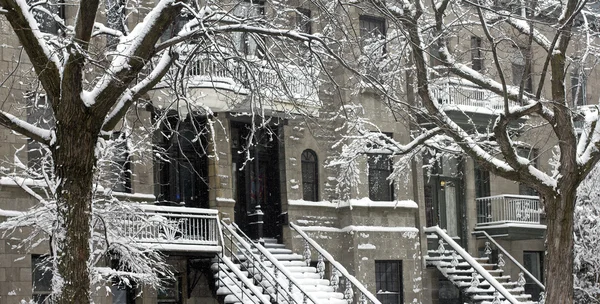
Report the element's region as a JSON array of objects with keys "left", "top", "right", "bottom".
[
  {"left": 424, "top": 226, "right": 521, "bottom": 304},
  {"left": 290, "top": 222, "right": 382, "bottom": 304},
  {"left": 185, "top": 54, "right": 320, "bottom": 106},
  {"left": 430, "top": 77, "right": 520, "bottom": 111},
  {"left": 476, "top": 194, "right": 541, "bottom": 225},
  {"left": 472, "top": 230, "right": 545, "bottom": 291},
  {"left": 119, "top": 204, "right": 220, "bottom": 245},
  {"left": 221, "top": 222, "right": 321, "bottom": 304}
]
